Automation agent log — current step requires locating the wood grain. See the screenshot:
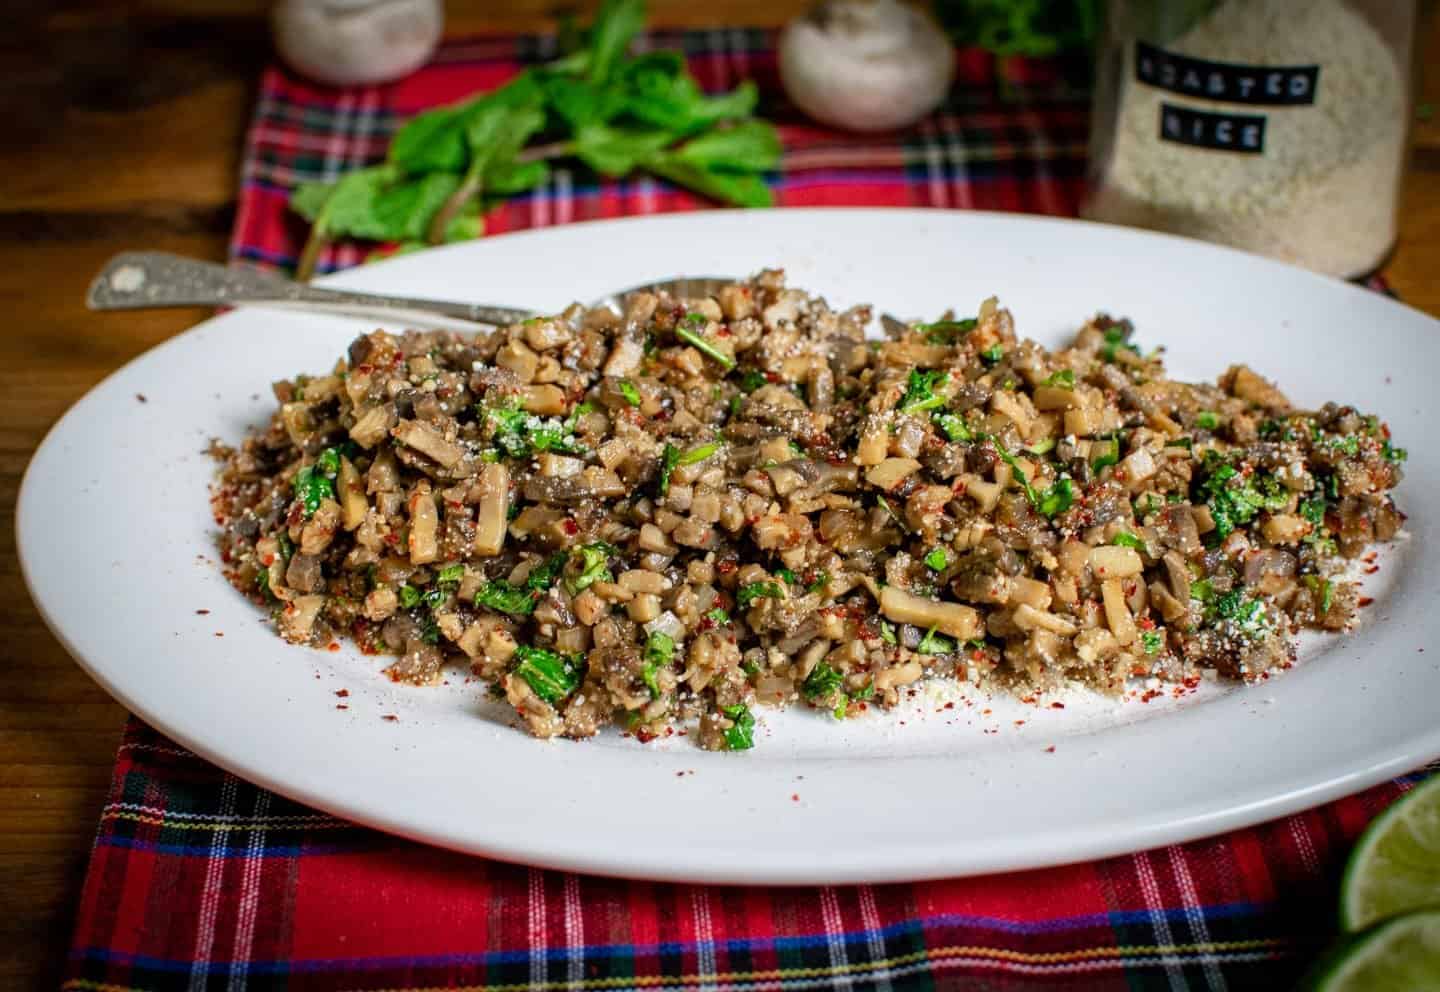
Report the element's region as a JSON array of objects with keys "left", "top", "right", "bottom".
[{"left": 2, "top": 4, "right": 1437, "bottom": 989}]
